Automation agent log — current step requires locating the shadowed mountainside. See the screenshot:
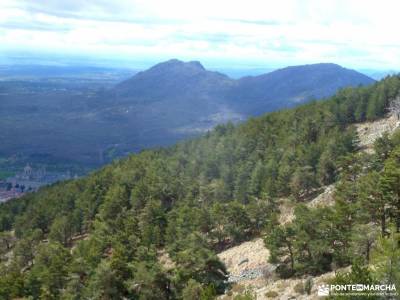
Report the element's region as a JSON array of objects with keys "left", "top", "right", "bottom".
[{"left": 0, "top": 60, "right": 374, "bottom": 167}]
